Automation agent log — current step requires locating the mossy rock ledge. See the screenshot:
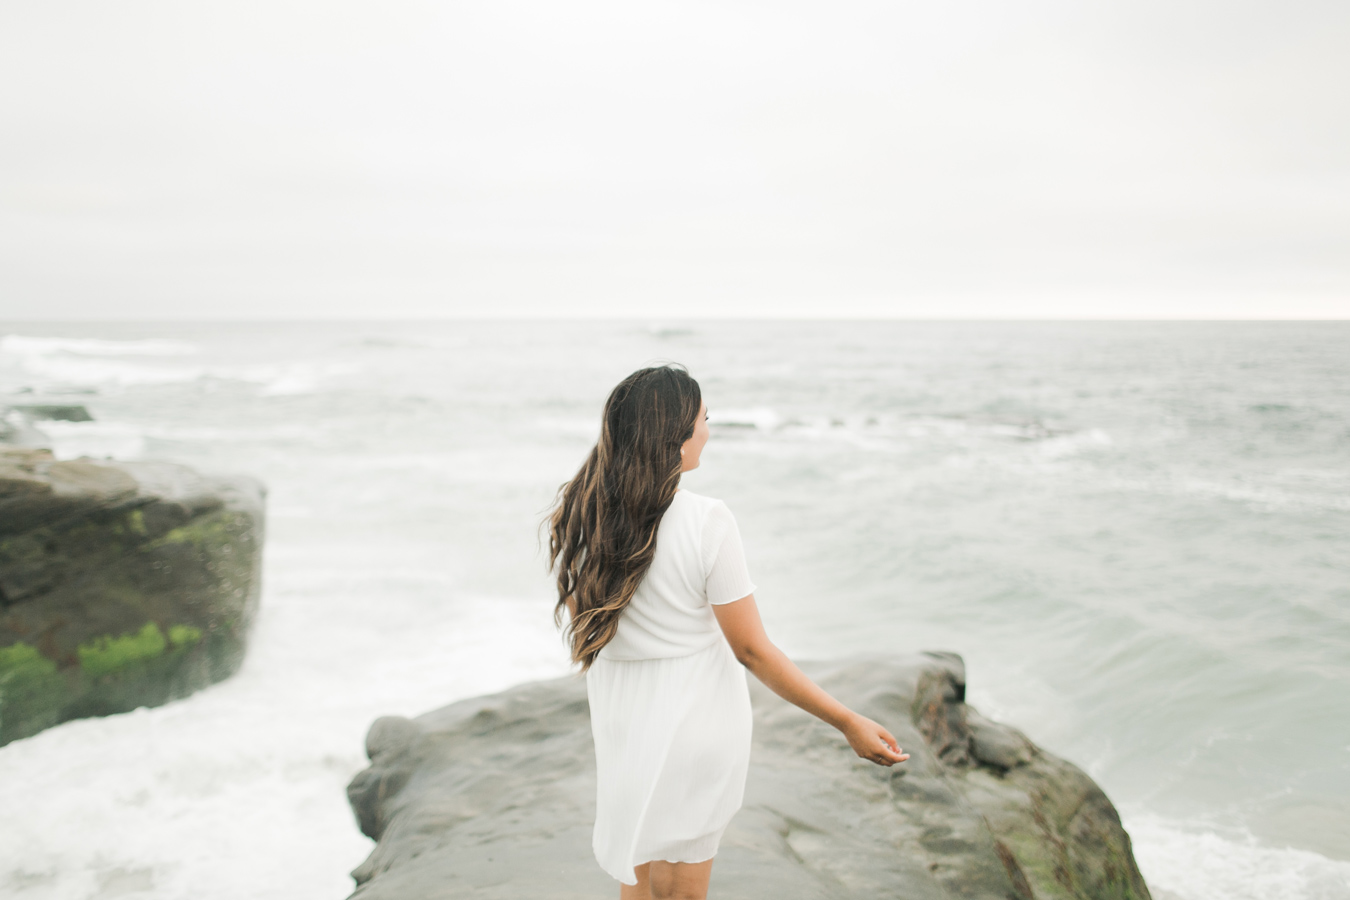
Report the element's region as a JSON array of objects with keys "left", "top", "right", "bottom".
[
  {"left": 346, "top": 653, "right": 1151, "bottom": 900},
  {"left": 0, "top": 447, "right": 265, "bottom": 745}
]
